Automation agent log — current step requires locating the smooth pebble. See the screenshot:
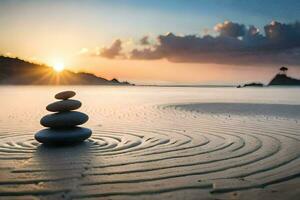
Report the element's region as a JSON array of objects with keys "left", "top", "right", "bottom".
[
  {"left": 40, "top": 111, "right": 88, "bottom": 128},
  {"left": 55, "top": 91, "right": 76, "bottom": 100},
  {"left": 35, "top": 127, "right": 92, "bottom": 145},
  {"left": 46, "top": 99, "right": 82, "bottom": 112}
]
